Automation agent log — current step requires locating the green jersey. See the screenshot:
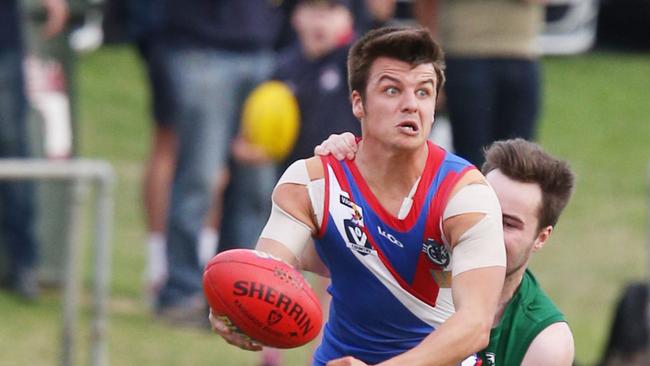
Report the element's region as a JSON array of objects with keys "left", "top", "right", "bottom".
[{"left": 477, "top": 270, "right": 566, "bottom": 366}]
